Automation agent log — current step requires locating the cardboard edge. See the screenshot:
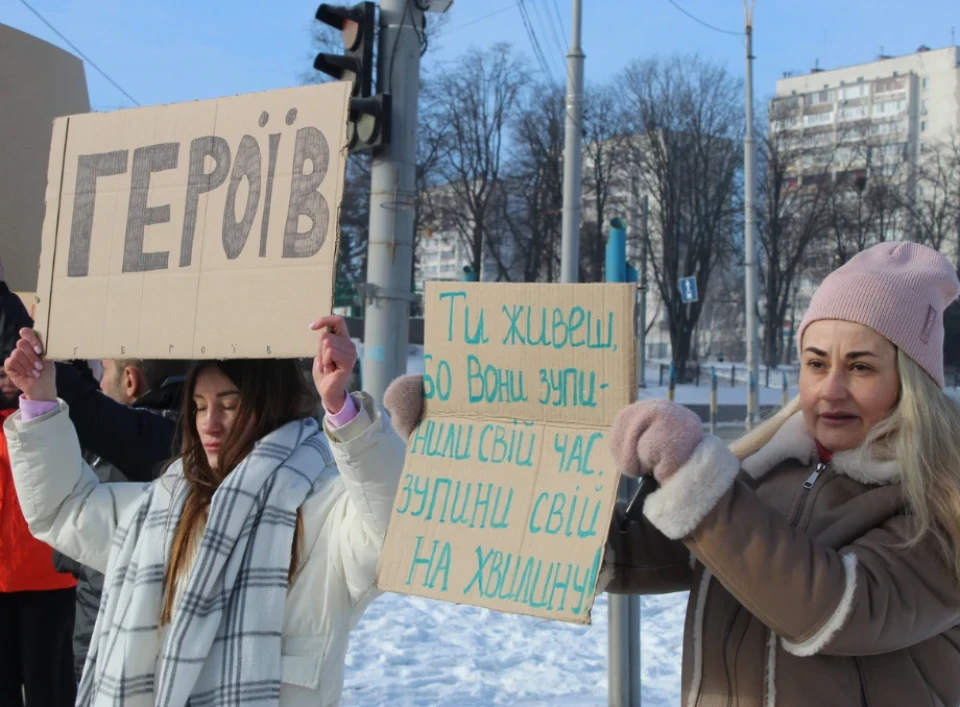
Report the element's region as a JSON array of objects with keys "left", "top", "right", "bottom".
[
  {"left": 623, "top": 284, "right": 638, "bottom": 403},
  {"left": 34, "top": 116, "right": 71, "bottom": 353}
]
